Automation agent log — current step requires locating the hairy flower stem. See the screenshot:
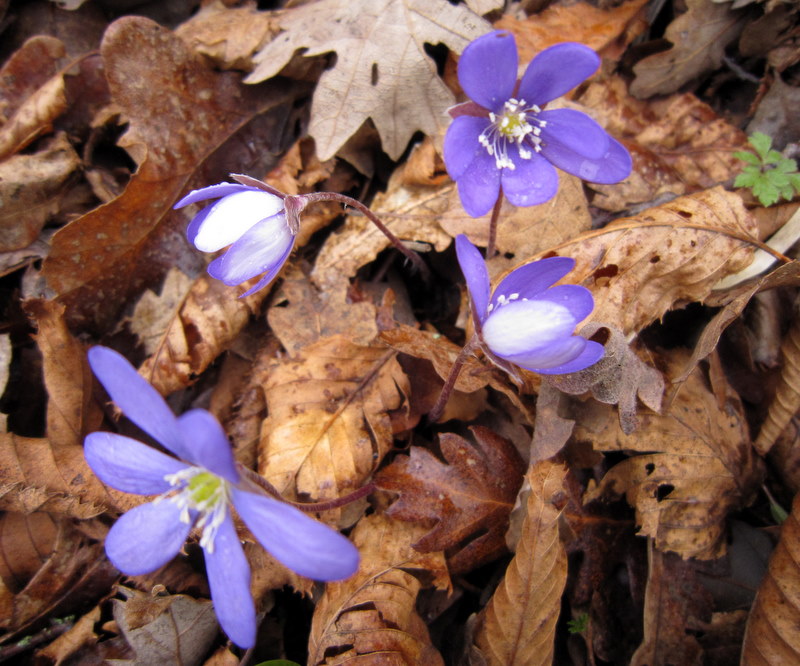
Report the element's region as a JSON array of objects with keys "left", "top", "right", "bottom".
[
  {"left": 238, "top": 465, "right": 375, "bottom": 512},
  {"left": 486, "top": 191, "right": 503, "bottom": 259},
  {"left": 303, "top": 192, "right": 430, "bottom": 280},
  {"left": 428, "top": 335, "right": 480, "bottom": 424}
]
